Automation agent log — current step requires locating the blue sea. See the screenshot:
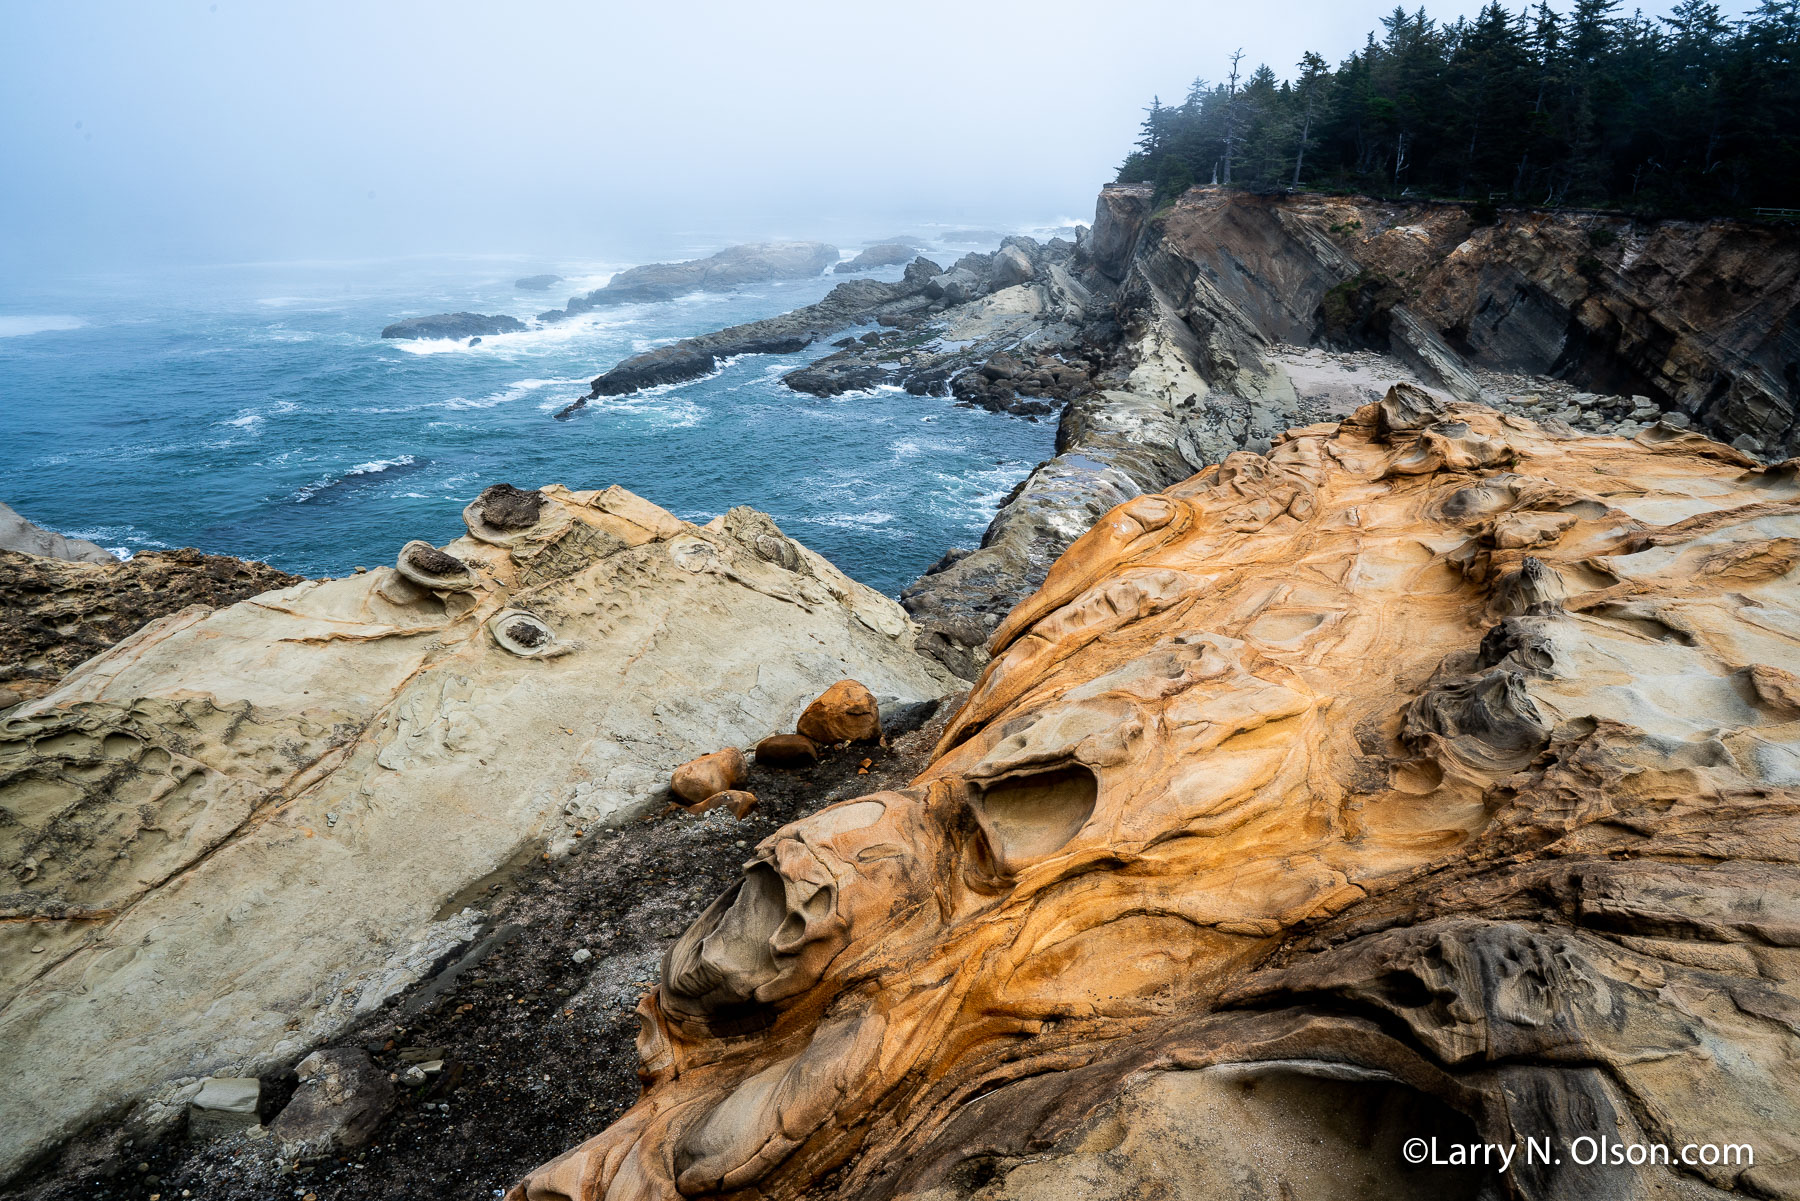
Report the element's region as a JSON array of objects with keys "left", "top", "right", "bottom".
[{"left": 0, "top": 251, "right": 1056, "bottom": 595}]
